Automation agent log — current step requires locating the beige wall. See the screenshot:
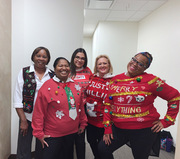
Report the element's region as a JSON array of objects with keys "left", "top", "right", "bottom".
[{"left": 0, "top": 0, "right": 11, "bottom": 158}]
